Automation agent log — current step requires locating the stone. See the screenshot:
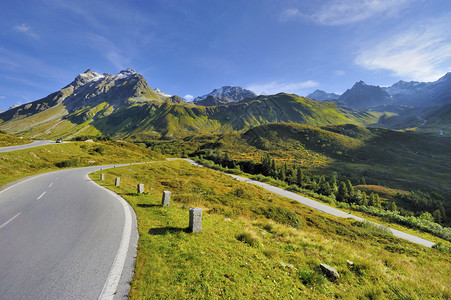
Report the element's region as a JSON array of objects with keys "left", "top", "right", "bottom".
[
  {"left": 115, "top": 177, "right": 120, "bottom": 186},
  {"left": 100, "top": 174, "right": 105, "bottom": 180},
  {"left": 346, "top": 260, "right": 354, "bottom": 268},
  {"left": 189, "top": 207, "right": 202, "bottom": 232},
  {"left": 137, "top": 184, "right": 144, "bottom": 194},
  {"left": 162, "top": 191, "right": 171, "bottom": 207},
  {"left": 320, "top": 263, "right": 340, "bottom": 281}
]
